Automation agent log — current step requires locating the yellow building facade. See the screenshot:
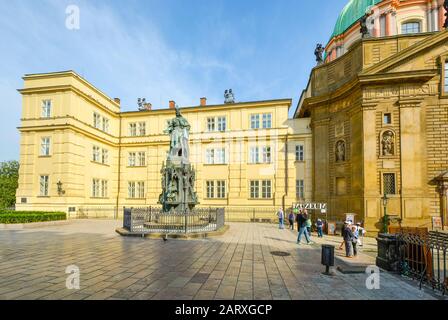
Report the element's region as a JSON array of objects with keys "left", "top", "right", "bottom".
[{"left": 16, "top": 71, "right": 312, "bottom": 220}]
